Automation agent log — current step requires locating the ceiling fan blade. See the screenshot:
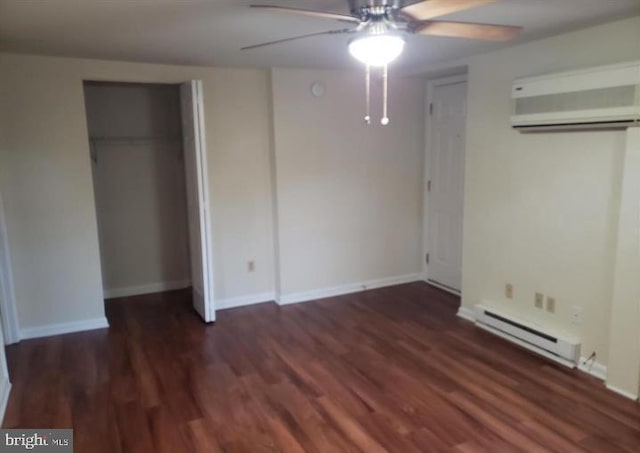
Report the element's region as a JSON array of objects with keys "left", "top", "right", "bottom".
[
  {"left": 414, "top": 20, "right": 521, "bottom": 41},
  {"left": 250, "top": 5, "right": 360, "bottom": 23},
  {"left": 401, "top": 0, "right": 498, "bottom": 21},
  {"left": 241, "top": 29, "right": 355, "bottom": 50}
]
